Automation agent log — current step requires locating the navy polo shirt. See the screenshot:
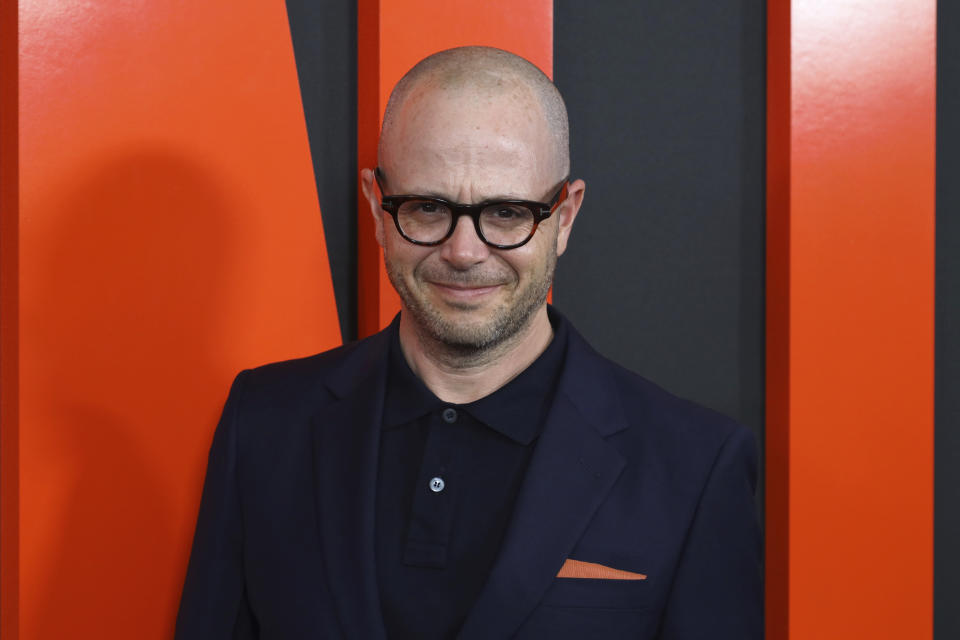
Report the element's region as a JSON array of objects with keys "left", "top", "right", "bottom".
[{"left": 375, "top": 311, "right": 569, "bottom": 639}]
